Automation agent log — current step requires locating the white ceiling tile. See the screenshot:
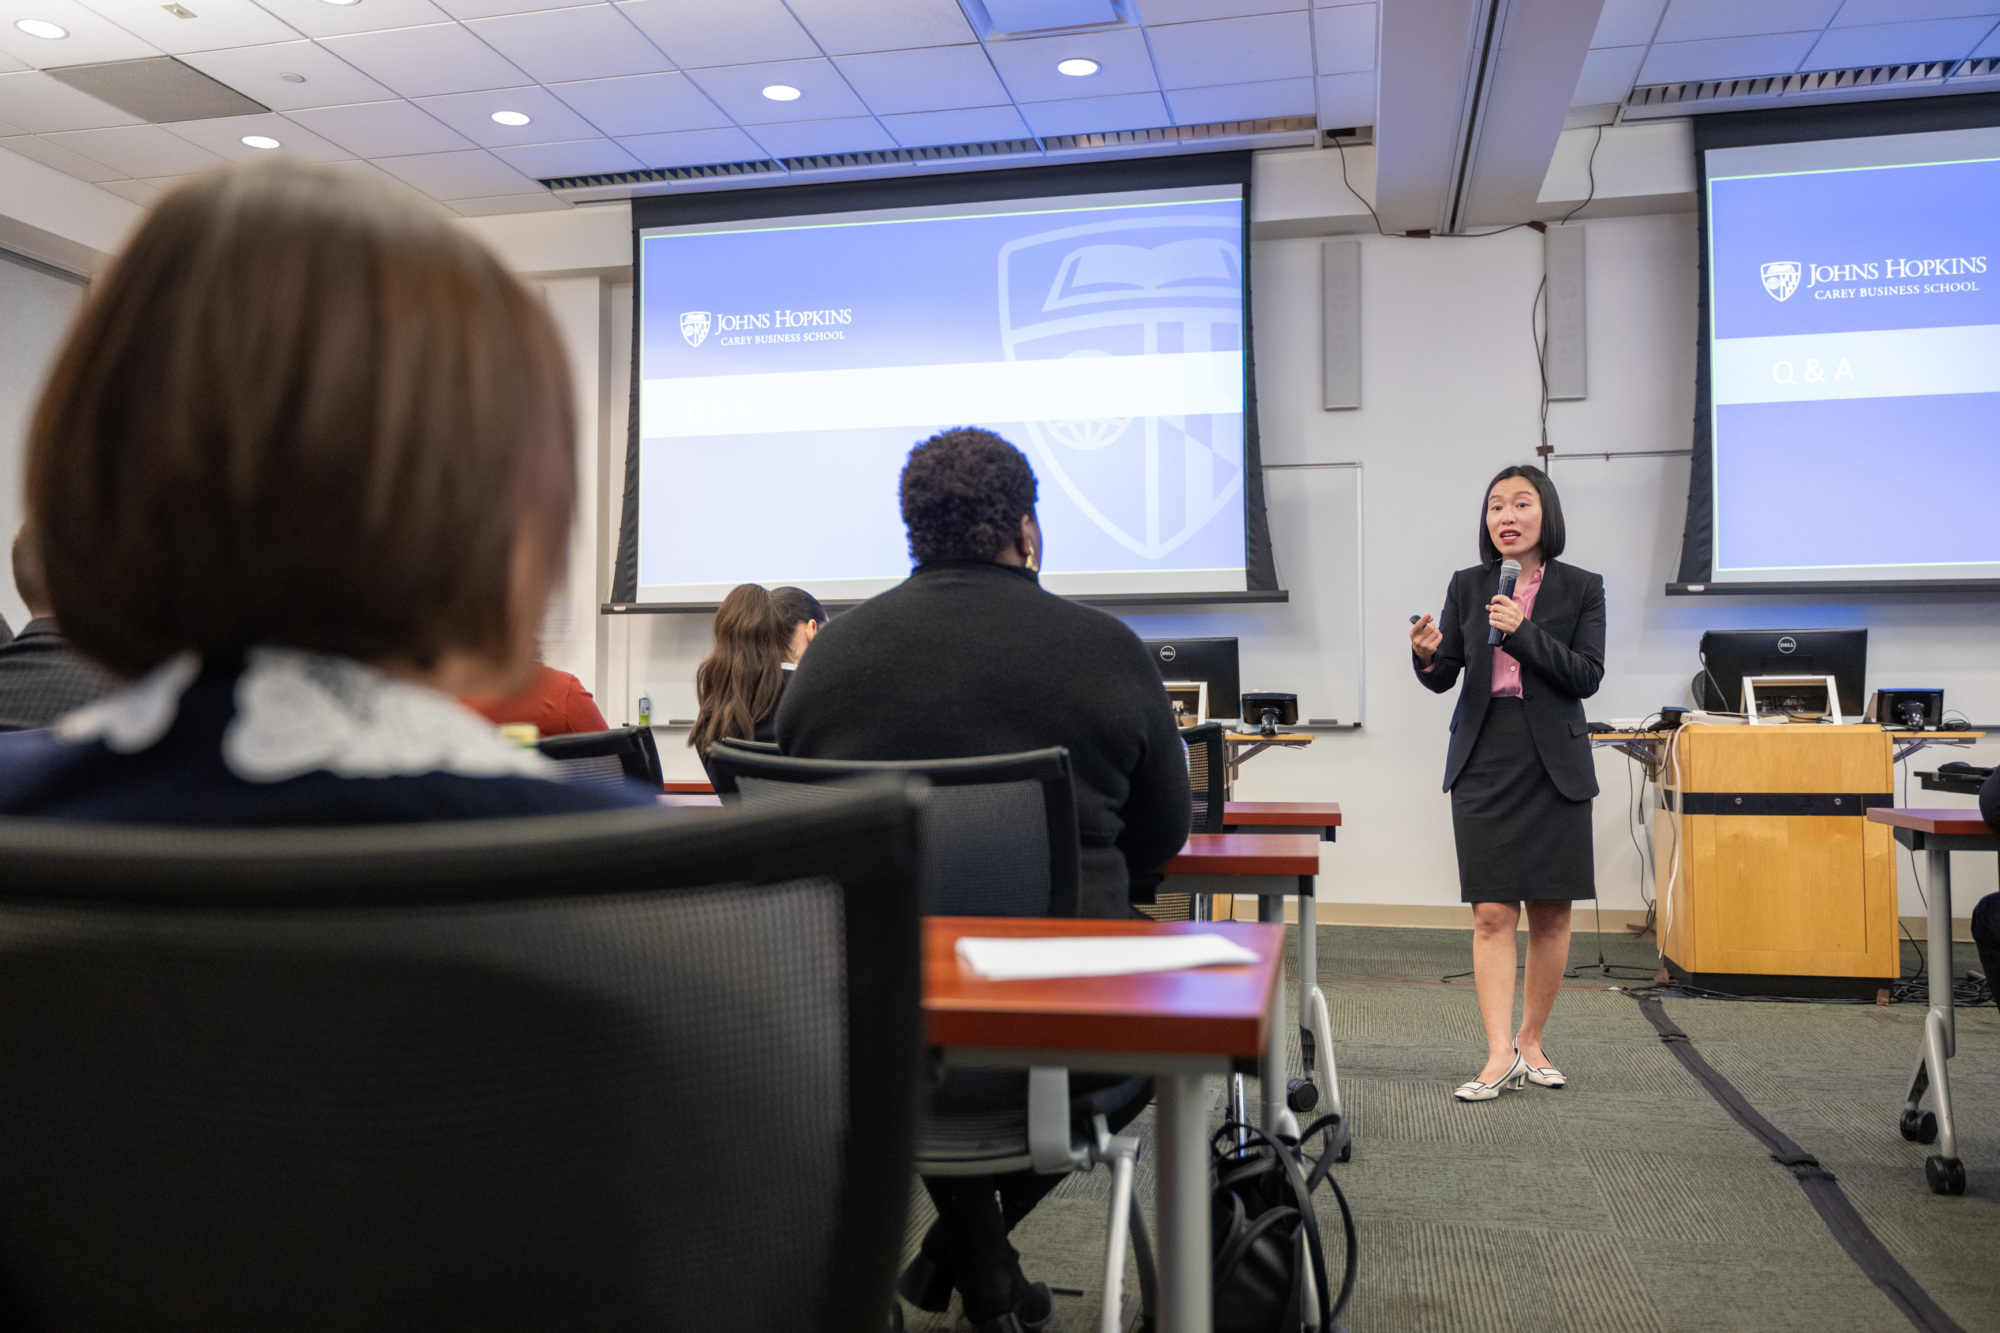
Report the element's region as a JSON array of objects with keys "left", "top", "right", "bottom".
[
  {"left": 1807, "top": 17, "right": 1997, "bottom": 66},
  {"left": 1168, "top": 76, "right": 1310, "bottom": 123},
  {"left": 750, "top": 115, "right": 895, "bottom": 157},
  {"left": 1590, "top": 0, "right": 1666, "bottom": 46},
  {"left": 374, "top": 144, "right": 538, "bottom": 196},
  {"left": 614, "top": 122, "right": 762, "bottom": 165},
  {"left": 549, "top": 69, "right": 727, "bottom": 134},
  {"left": 1149, "top": 12, "right": 1312, "bottom": 88},
  {"left": 783, "top": 0, "right": 974, "bottom": 55},
  {"left": 285, "top": 97, "right": 474, "bottom": 154},
  {"left": 615, "top": 0, "right": 818, "bottom": 67},
  {"left": 464, "top": 6, "right": 671, "bottom": 83},
  {"left": 416, "top": 84, "right": 602, "bottom": 144},
  {"left": 489, "top": 135, "right": 638, "bottom": 174},
  {"left": 179, "top": 40, "right": 397, "bottom": 109},
  {"left": 984, "top": 27, "right": 1157, "bottom": 101},
  {"left": 0, "top": 0, "right": 160, "bottom": 67},
  {"left": 1833, "top": 1, "right": 2000, "bottom": 24},
  {"left": 0, "top": 70, "right": 141, "bottom": 129},
  {"left": 432, "top": 0, "right": 597, "bottom": 17},
  {"left": 878, "top": 103, "right": 1029, "bottom": 145},
  {"left": 450, "top": 189, "right": 569, "bottom": 212},
  {"left": 1141, "top": 0, "right": 1303, "bottom": 20},
  {"left": 45, "top": 122, "right": 228, "bottom": 175},
  {"left": 1016, "top": 90, "right": 1167, "bottom": 136},
  {"left": 246, "top": 0, "right": 453, "bottom": 39},
  {"left": 833, "top": 45, "right": 1007, "bottom": 115},
  {"left": 683, "top": 57, "right": 872, "bottom": 123},
  {"left": 1314, "top": 68, "right": 1371, "bottom": 124},
  {"left": 161, "top": 110, "right": 352, "bottom": 160},
  {"left": 1655, "top": 0, "right": 1840, "bottom": 43},
  {"left": 320, "top": 23, "right": 530, "bottom": 97},
  {"left": 0, "top": 48, "right": 22, "bottom": 71},
  {"left": 1573, "top": 44, "right": 1644, "bottom": 102},
  {"left": 1314, "top": 4, "right": 1374, "bottom": 73},
  {"left": 3, "top": 129, "right": 117, "bottom": 177},
  {"left": 80, "top": 0, "right": 299, "bottom": 55},
  {"left": 96, "top": 175, "right": 162, "bottom": 202},
  {"left": 0, "top": 107, "right": 24, "bottom": 130},
  {"left": 1639, "top": 32, "right": 1818, "bottom": 81}
]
